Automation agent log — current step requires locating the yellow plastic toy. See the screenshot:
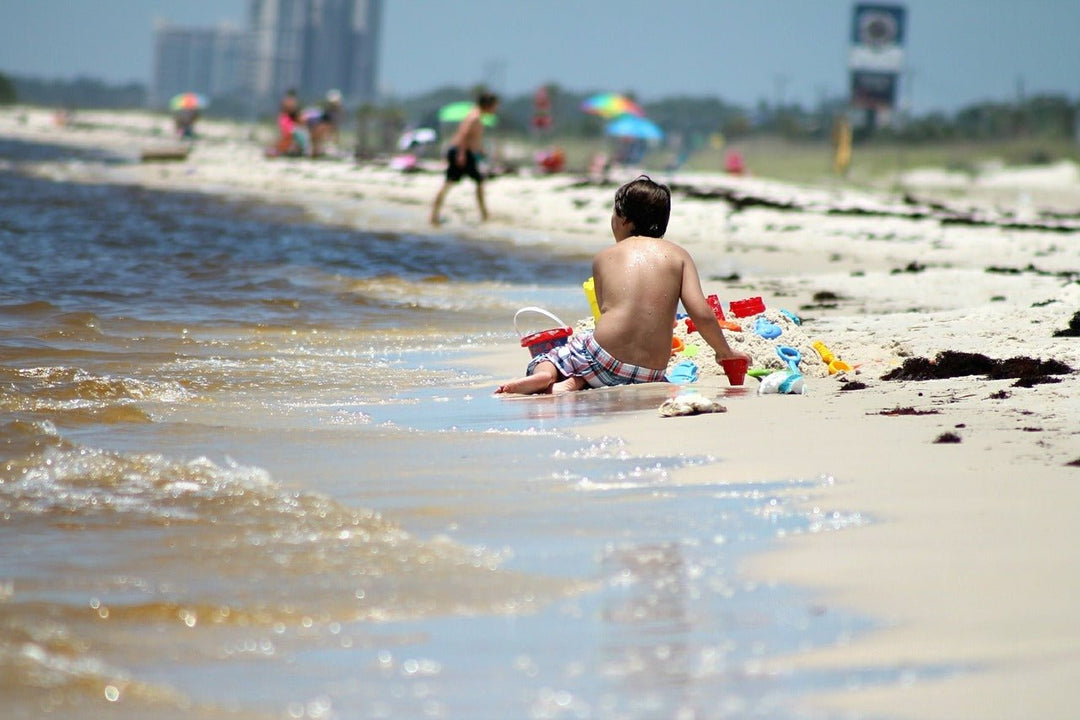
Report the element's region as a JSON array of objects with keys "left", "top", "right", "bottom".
[
  {"left": 829, "top": 359, "right": 852, "bottom": 374},
  {"left": 812, "top": 340, "right": 835, "bottom": 364},
  {"left": 583, "top": 276, "right": 601, "bottom": 323},
  {"left": 812, "top": 340, "right": 852, "bottom": 374}
]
